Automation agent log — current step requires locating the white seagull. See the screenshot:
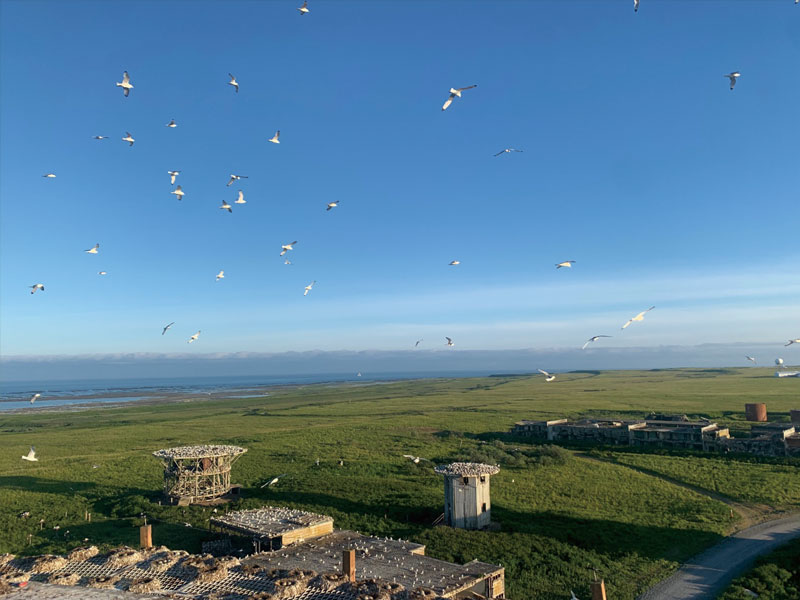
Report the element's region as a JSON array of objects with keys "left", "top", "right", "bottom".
[
  {"left": 168, "top": 171, "right": 180, "bottom": 185},
  {"left": 403, "top": 455, "right": 429, "bottom": 464},
  {"left": 556, "top": 260, "right": 576, "bottom": 269},
  {"left": 235, "top": 190, "right": 246, "bottom": 204},
  {"left": 188, "top": 331, "right": 201, "bottom": 344},
  {"left": 220, "top": 199, "right": 232, "bottom": 213},
  {"left": 92, "top": 135, "right": 109, "bottom": 140},
  {"left": 216, "top": 270, "right": 225, "bottom": 281},
  {"left": 284, "top": 258, "right": 292, "bottom": 265},
  {"left": 326, "top": 201, "right": 339, "bottom": 211},
  {"left": 725, "top": 72, "right": 741, "bottom": 90},
  {"left": 785, "top": 339, "right": 800, "bottom": 346},
  {"left": 298, "top": 0, "right": 309, "bottom": 14},
  {"left": 268, "top": 131, "right": 280, "bottom": 144},
  {"left": 122, "top": 132, "right": 135, "bottom": 146},
  {"left": 85, "top": 243, "right": 100, "bottom": 254},
  {"left": 571, "top": 591, "right": 579, "bottom": 600},
  {"left": 228, "top": 73, "right": 239, "bottom": 93},
  {"left": 260, "top": 474, "right": 288, "bottom": 488},
  {"left": 30, "top": 284, "right": 45, "bottom": 294},
  {"left": 165, "top": 119, "right": 177, "bottom": 128},
  {"left": 30, "top": 393, "right": 41, "bottom": 404},
  {"left": 446, "top": 337, "right": 454, "bottom": 347},
  {"left": 582, "top": 335, "right": 611, "bottom": 350},
  {"left": 538, "top": 369, "right": 556, "bottom": 382},
  {"left": 116, "top": 71, "right": 133, "bottom": 97},
  {"left": 622, "top": 306, "right": 655, "bottom": 329},
  {"left": 227, "top": 174, "right": 247, "bottom": 186},
  {"left": 442, "top": 85, "right": 477, "bottom": 111},
  {"left": 162, "top": 322, "right": 174, "bottom": 335},
  {"left": 634, "top": 0, "right": 639, "bottom": 12},
  {"left": 745, "top": 355, "right": 757, "bottom": 364},
  {"left": 304, "top": 281, "right": 316, "bottom": 296},
  {"left": 171, "top": 185, "right": 184, "bottom": 200},
  {"left": 449, "top": 260, "right": 461, "bottom": 266},
  {"left": 280, "top": 241, "right": 297, "bottom": 256},
  {"left": 42, "top": 173, "right": 56, "bottom": 178},
  {"left": 98, "top": 271, "right": 107, "bottom": 276},
  {"left": 22, "top": 447, "right": 38, "bottom": 462},
  {"left": 493, "top": 148, "right": 523, "bottom": 157}
]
